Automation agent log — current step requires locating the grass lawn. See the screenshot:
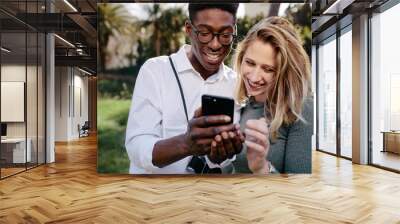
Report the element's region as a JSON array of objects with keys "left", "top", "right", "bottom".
[
  {"left": 98, "top": 98, "right": 131, "bottom": 127},
  {"left": 97, "top": 98, "right": 132, "bottom": 173}
]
